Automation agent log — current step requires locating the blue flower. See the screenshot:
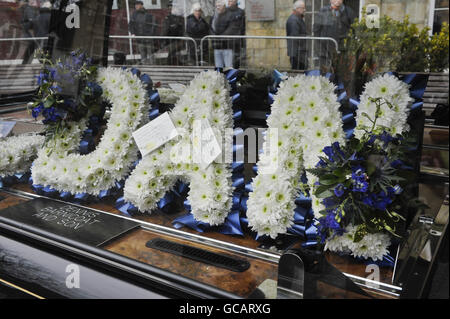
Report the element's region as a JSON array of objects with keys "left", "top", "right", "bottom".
[
  {"left": 51, "top": 84, "right": 62, "bottom": 93},
  {"left": 367, "top": 134, "right": 377, "bottom": 145},
  {"left": 393, "top": 185, "right": 403, "bottom": 195},
  {"left": 36, "top": 72, "right": 48, "bottom": 85},
  {"left": 351, "top": 167, "right": 369, "bottom": 193},
  {"left": 317, "top": 211, "right": 343, "bottom": 243},
  {"left": 380, "top": 131, "right": 395, "bottom": 145},
  {"left": 42, "top": 107, "right": 64, "bottom": 124},
  {"left": 362, "top": 194, "right": 374, "bottom": 207},
  {"left": 316, "top": 158, "right": 327, "bottom": 168},
  {"left": 334, "top": 183, "right": 346, "bottom": 197},
  {"left": 32, "top": 103, "right": 44, "bottom": 118},
  {"left": 87, "top": 81, "right": 103, "bottom": 97}
]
